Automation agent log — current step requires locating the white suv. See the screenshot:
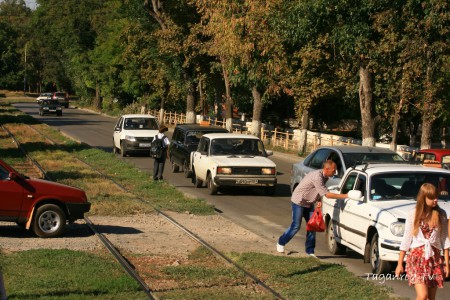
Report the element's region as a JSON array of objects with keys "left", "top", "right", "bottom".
[
  {"left": 190, "top": 133, "right": 277, "bottom": 195},
  {"left": 113, "top": 114, "right": 159, "bottom": 157},
  {"left": 322, "top": 163, "right": 450, "bottom": 274}
]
